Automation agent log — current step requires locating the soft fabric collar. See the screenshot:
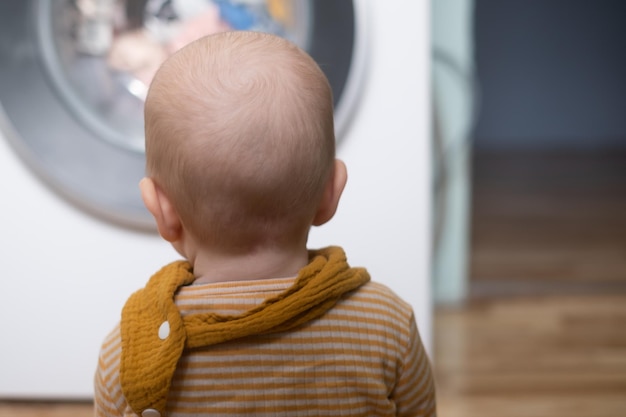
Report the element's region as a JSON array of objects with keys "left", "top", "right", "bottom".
[{"left": 119, "top": 246, "right": 370, "bottom": 417}]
